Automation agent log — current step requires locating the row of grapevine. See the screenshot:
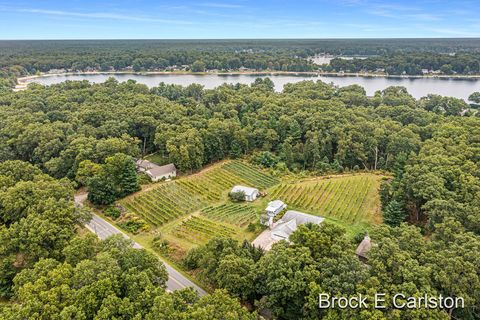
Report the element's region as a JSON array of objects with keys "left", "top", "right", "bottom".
[
  {"left": 172, "top": 216, "right": 237, "bottom": 245},
  {"left": 201, "top": 203, "right": 258, "bottom": 226},
  {"left": 121, "top": 160, "right": 279, "bottom": 228},
  {"left": 222, "top": 161, "right": 279, "bottom": 189},
  {"left": 269, "top": 174, "right": 380, "bottom": 224}
]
